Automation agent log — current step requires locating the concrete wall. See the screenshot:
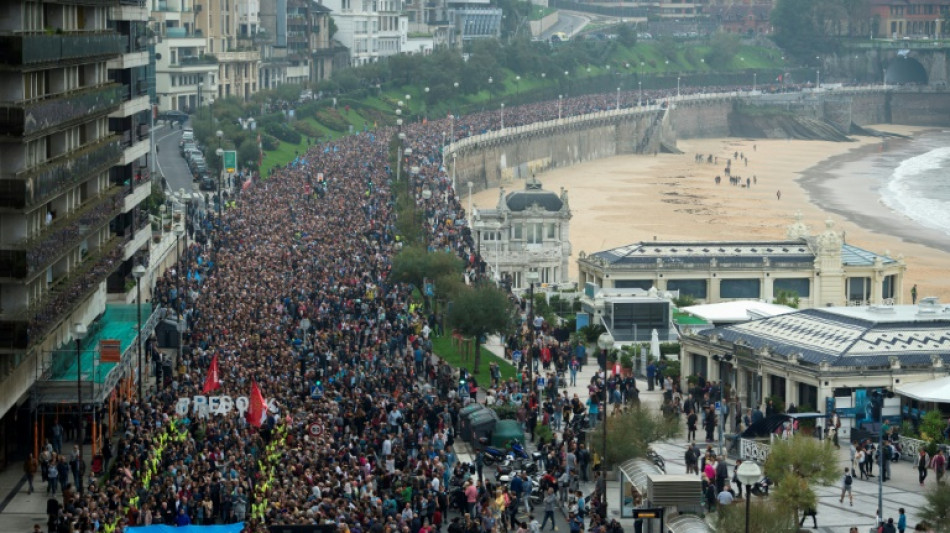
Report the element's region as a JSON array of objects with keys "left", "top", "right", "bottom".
[{"left": 447, "top": 90, "right": 949, "bottom": 196}]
